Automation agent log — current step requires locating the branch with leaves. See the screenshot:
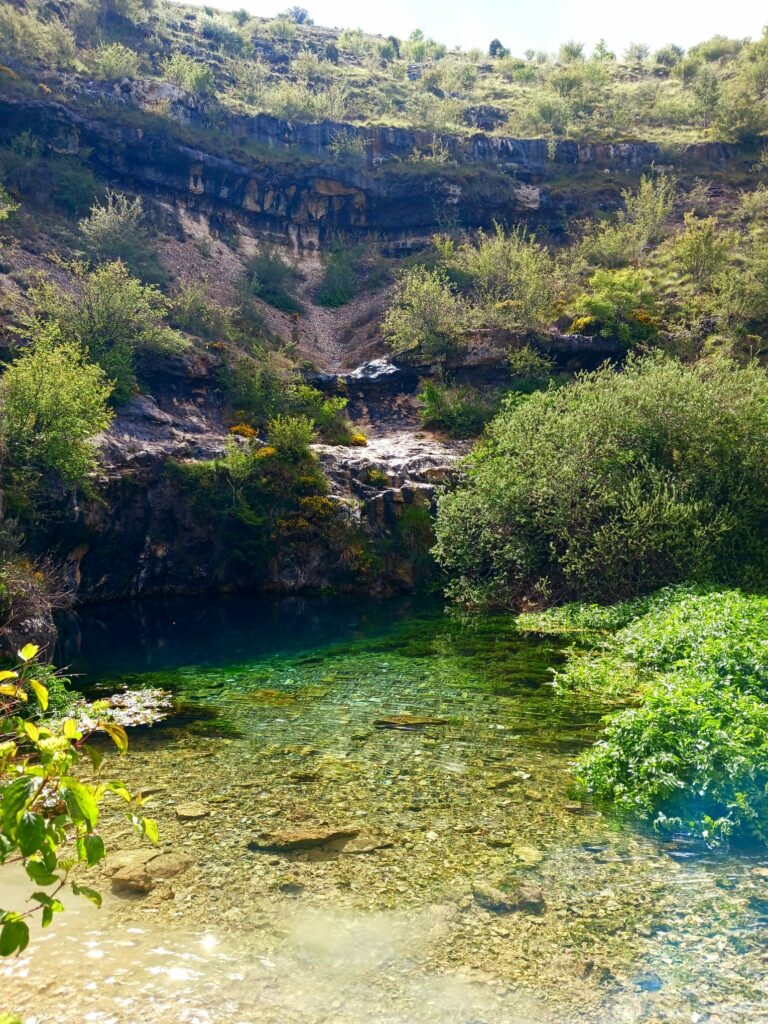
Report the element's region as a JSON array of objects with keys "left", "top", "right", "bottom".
[{"left": 0, "top": 644, "right": 159, "bottom": 956}]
